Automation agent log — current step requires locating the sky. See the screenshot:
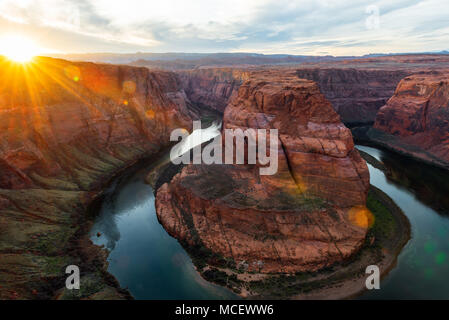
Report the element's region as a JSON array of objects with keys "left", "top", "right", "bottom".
[{"left": 0, "top": 0, "right": 448, "bottom": 56}]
